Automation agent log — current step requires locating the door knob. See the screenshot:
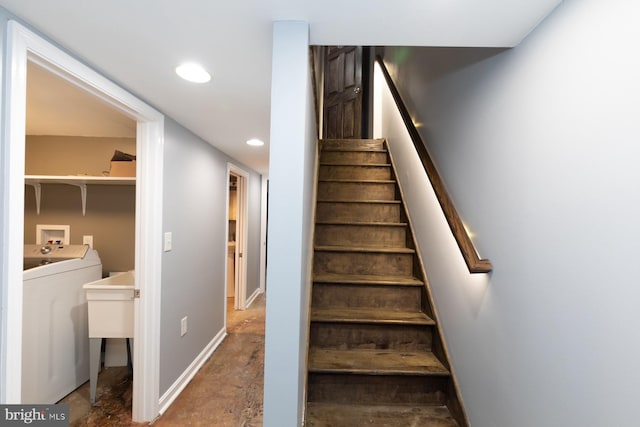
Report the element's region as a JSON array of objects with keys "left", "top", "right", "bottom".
[{"left": 354, "top": 87, "right": 361, "bottom": 94}]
